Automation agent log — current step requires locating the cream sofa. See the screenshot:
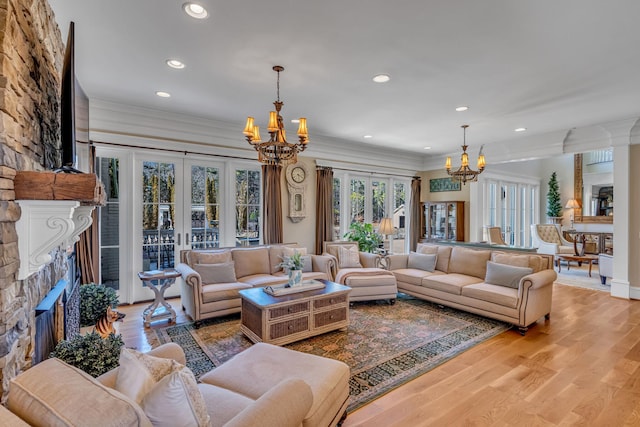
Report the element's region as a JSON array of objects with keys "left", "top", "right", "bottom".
[
  {"left": 2, "top": 342, "right": 350, "bottom": 427},
  {"left": 385, "top": 243, "right": 556, "bottom": 334},
  {"left": 176, "top": 244, "right": 334, "bottom": 324}
]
